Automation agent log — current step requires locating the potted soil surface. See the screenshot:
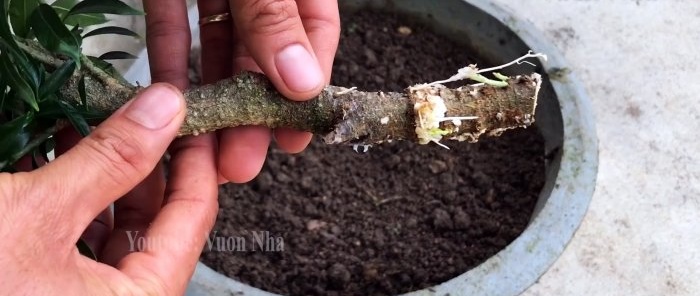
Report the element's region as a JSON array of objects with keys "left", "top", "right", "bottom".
[
  {"left": 160, "top": 1, "right": 596, "bottom": 295},
  {"left": 197, "top": 9, "right": 545, "bottom": 296}
]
